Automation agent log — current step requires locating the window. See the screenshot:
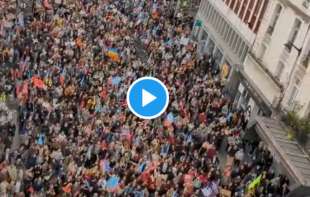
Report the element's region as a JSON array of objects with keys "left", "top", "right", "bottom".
[
  {"left": 219, "top": 18, "right": 225, "bottom": 36},
  {"left": 244, "top": 0, "right": 255, "bottom": 24},
  {"left": 275, "top": 61, "right": 285, "bottom": 80},
  {"left": 208, "top": 7, "right": 213, "bottom": 22},
  {"left": 255, "top": 0, "right": 269, "bottom": 33},
  {"left": 229, "top": 32, "right": 236, "bottom": 48},
  {"left": 258, "top": 44, "right": 267, "bottom": 60},
  {"left": 211, "top": 9, "right": 217, "bottom": 25},
  {"left": 241, "top": 45, "right": 249, "bottom": 62},
  {"left": 206, "top": 39, "right": 215, "bottom": 55},
  {"left": 232, "top": 35, "right": 240, "bottom": 52},
  {"left": 214, "top": 13, "right": 221, "bottom": 30},
  {"left": 205, "top": 2, "right": 211, "bottom": 18},
  {"left": 222, "top": 22, "right": 229, "bottom": 37},
  {"left": 239, "top": 0, "right": 248, "bottom": 19},
  {"left": 214, "top": 48, "right": 223, "bottom": 67},
  {"left": 199, "top": 0, "right": 205, "bottom": 13},
  {"left": 235, "top": 37, "right": 243, "bottom": 54},
  {"left": 230, "top": 0, "right": 237, "bottom": 9},
  {"left": 267, "top": 4, "right": 282, "bottom": 35},
  {"left": 224, "top": 26, "right": 232, "bottom": 42},
  {"left": 234, "top": 0, "right": 242, "bottom": 14},
  {"left": 286, "top": 19, "right": 302, "bottom": 52},
  {"left": 201, "top": 30, "right": 208, "bottom": 41},
  {"left": 237, "top": 41, "right": 245, "bottom": 58},
  {"left": 288, "top": 86, "right": 298, "bottom": 106},
  {"left": 249, "top": 0, "right": 263, "bottom": 30}
]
